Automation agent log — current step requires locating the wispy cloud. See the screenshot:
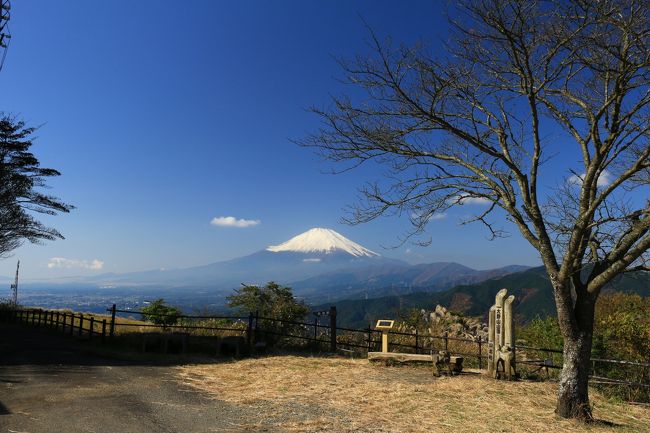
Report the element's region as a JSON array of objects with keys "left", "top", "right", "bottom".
[
  {"left": 450, "top": 195, "right": 492, "bottom": 205},
  {"left": 411, "top": 212, "right": 447, "bottom": 222},
  {"left": 567, "top": 171, "right": 612, "bottom": 188},
  {"left": 47, "top": 257, "right": 104, "bottom": 270},
  {"left": 210, "top": 216, "right": 261, "bottom": 228}
]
